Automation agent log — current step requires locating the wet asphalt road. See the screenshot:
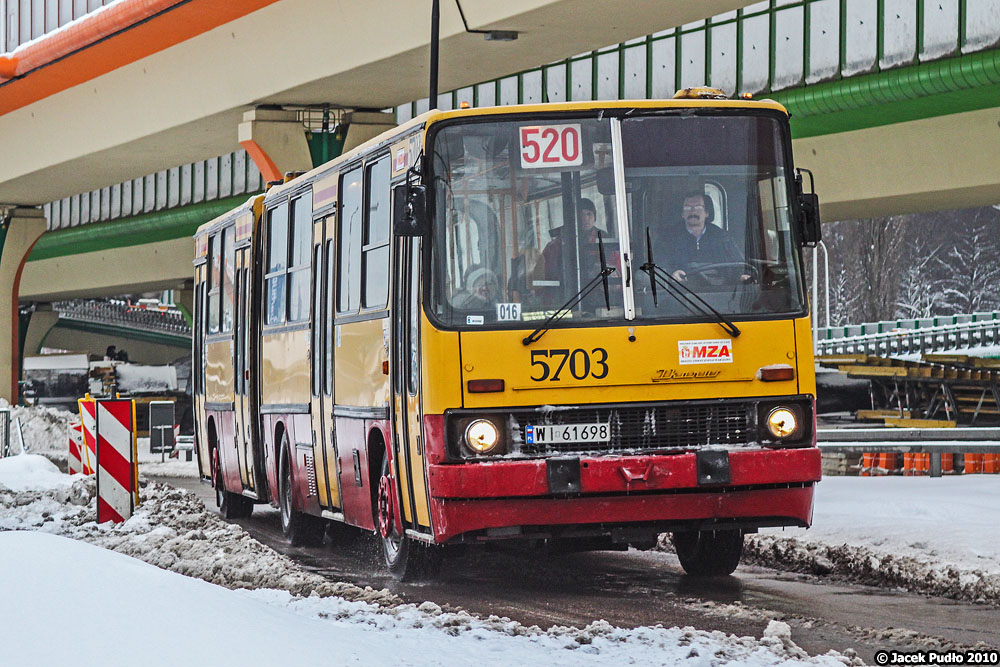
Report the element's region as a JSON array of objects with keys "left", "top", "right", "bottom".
[{"left": 156, "top": 475, "right": 1000, "bottom": 660}]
